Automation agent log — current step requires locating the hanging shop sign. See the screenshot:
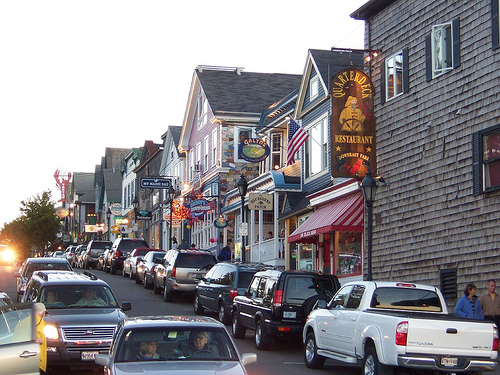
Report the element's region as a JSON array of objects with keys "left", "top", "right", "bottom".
[
  {"left": 214, "top": 216, "right": 229, "bottom": 229},
  {"left": 140, "top": 177, "right": 172, "bottom": 189},
  {"left": 186, "top": 199, "right": 213, "bottom": 218},
  {"left": 238, "top": 138, "right": 270, "bottom": 163},
  {"left": 136, "top": 210, "right": 152, "bottom": 220},
  {"left": 331, "top": 68, "right": 376, "bottom": 178},
  {"left": 248, "top": 193, "right": 273, "bottom": 211},
  {"left": 55, "top": 208, "right": 69, "bottom": 218},
  {"left": 109, "top": 203, "right": 122, "bottom": 216}
]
